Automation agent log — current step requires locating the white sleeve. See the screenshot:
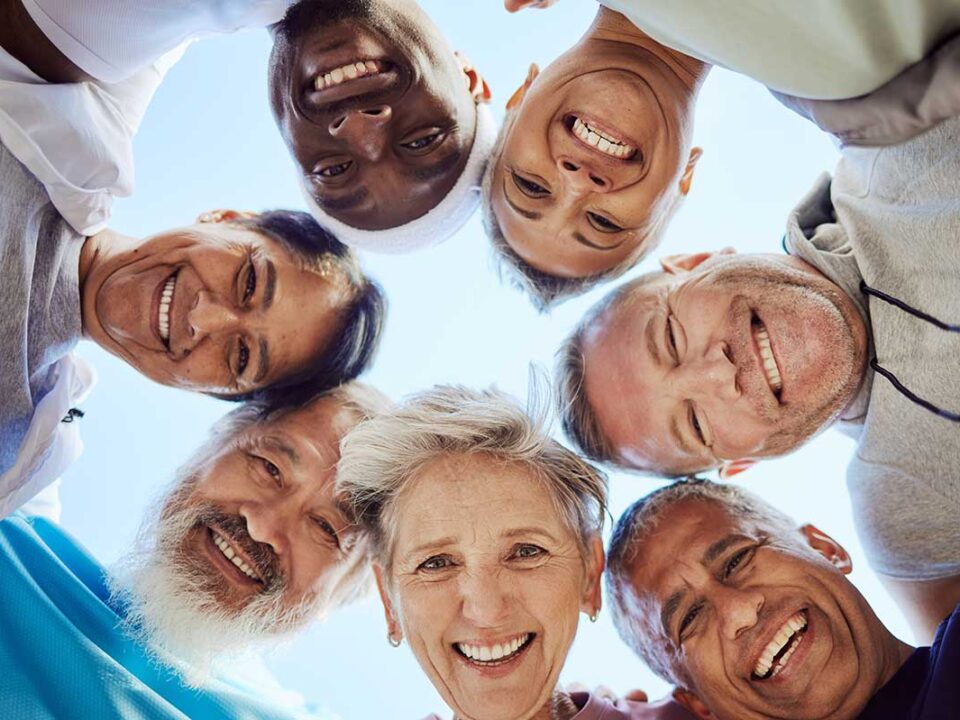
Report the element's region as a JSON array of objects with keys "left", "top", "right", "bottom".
[{"left": 21, "top": 0, "right": 292, "bottom": 83}]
